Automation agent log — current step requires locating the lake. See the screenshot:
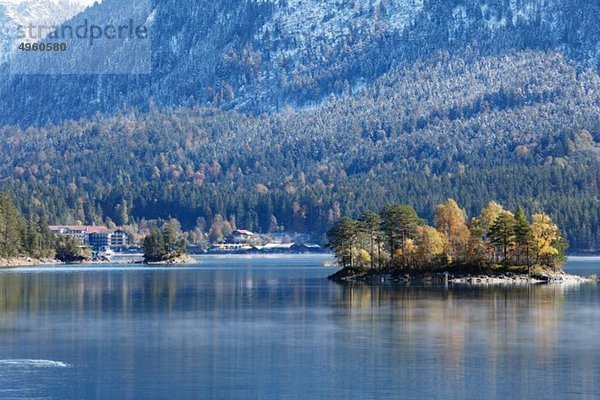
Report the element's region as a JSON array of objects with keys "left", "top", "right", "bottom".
[{"left": 0, "top": 255, "right": 598, "bottom": 399}]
